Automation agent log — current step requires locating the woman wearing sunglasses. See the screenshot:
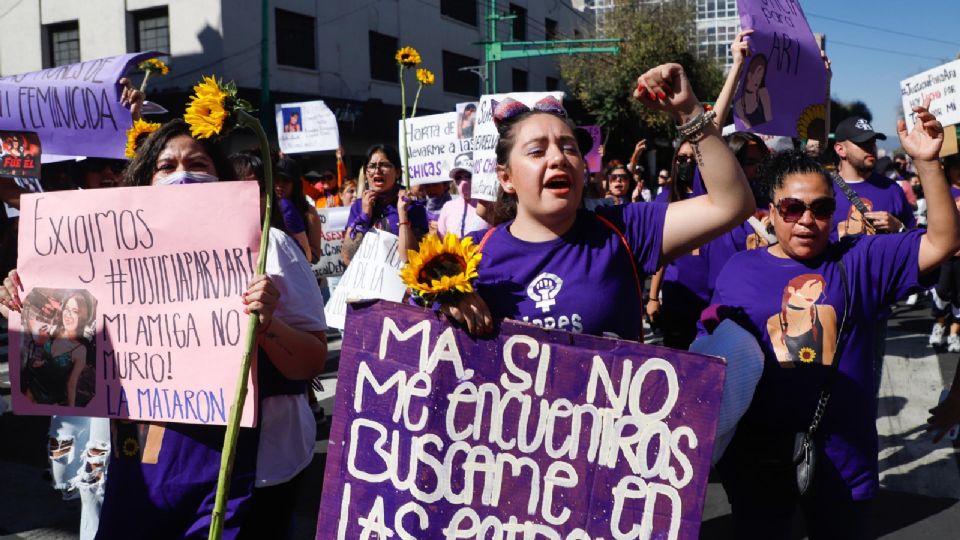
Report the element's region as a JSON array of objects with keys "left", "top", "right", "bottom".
[
  {"left": 707, "top": 100, "right": 960, "bottom": 539},
  {"left": 603, "top": 160, "right": 633, "bottom": 205}
]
